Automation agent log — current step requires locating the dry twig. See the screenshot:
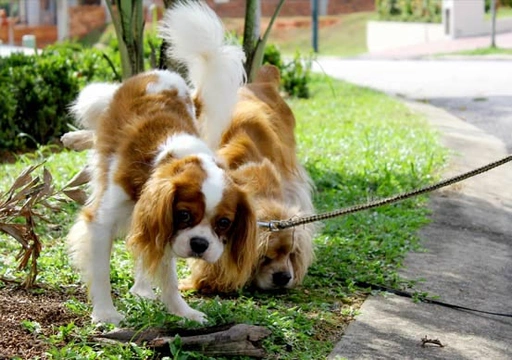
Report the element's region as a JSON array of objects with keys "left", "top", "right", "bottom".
[{"left": 421, "top": 335, "right": 445, "bottom": 348}]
